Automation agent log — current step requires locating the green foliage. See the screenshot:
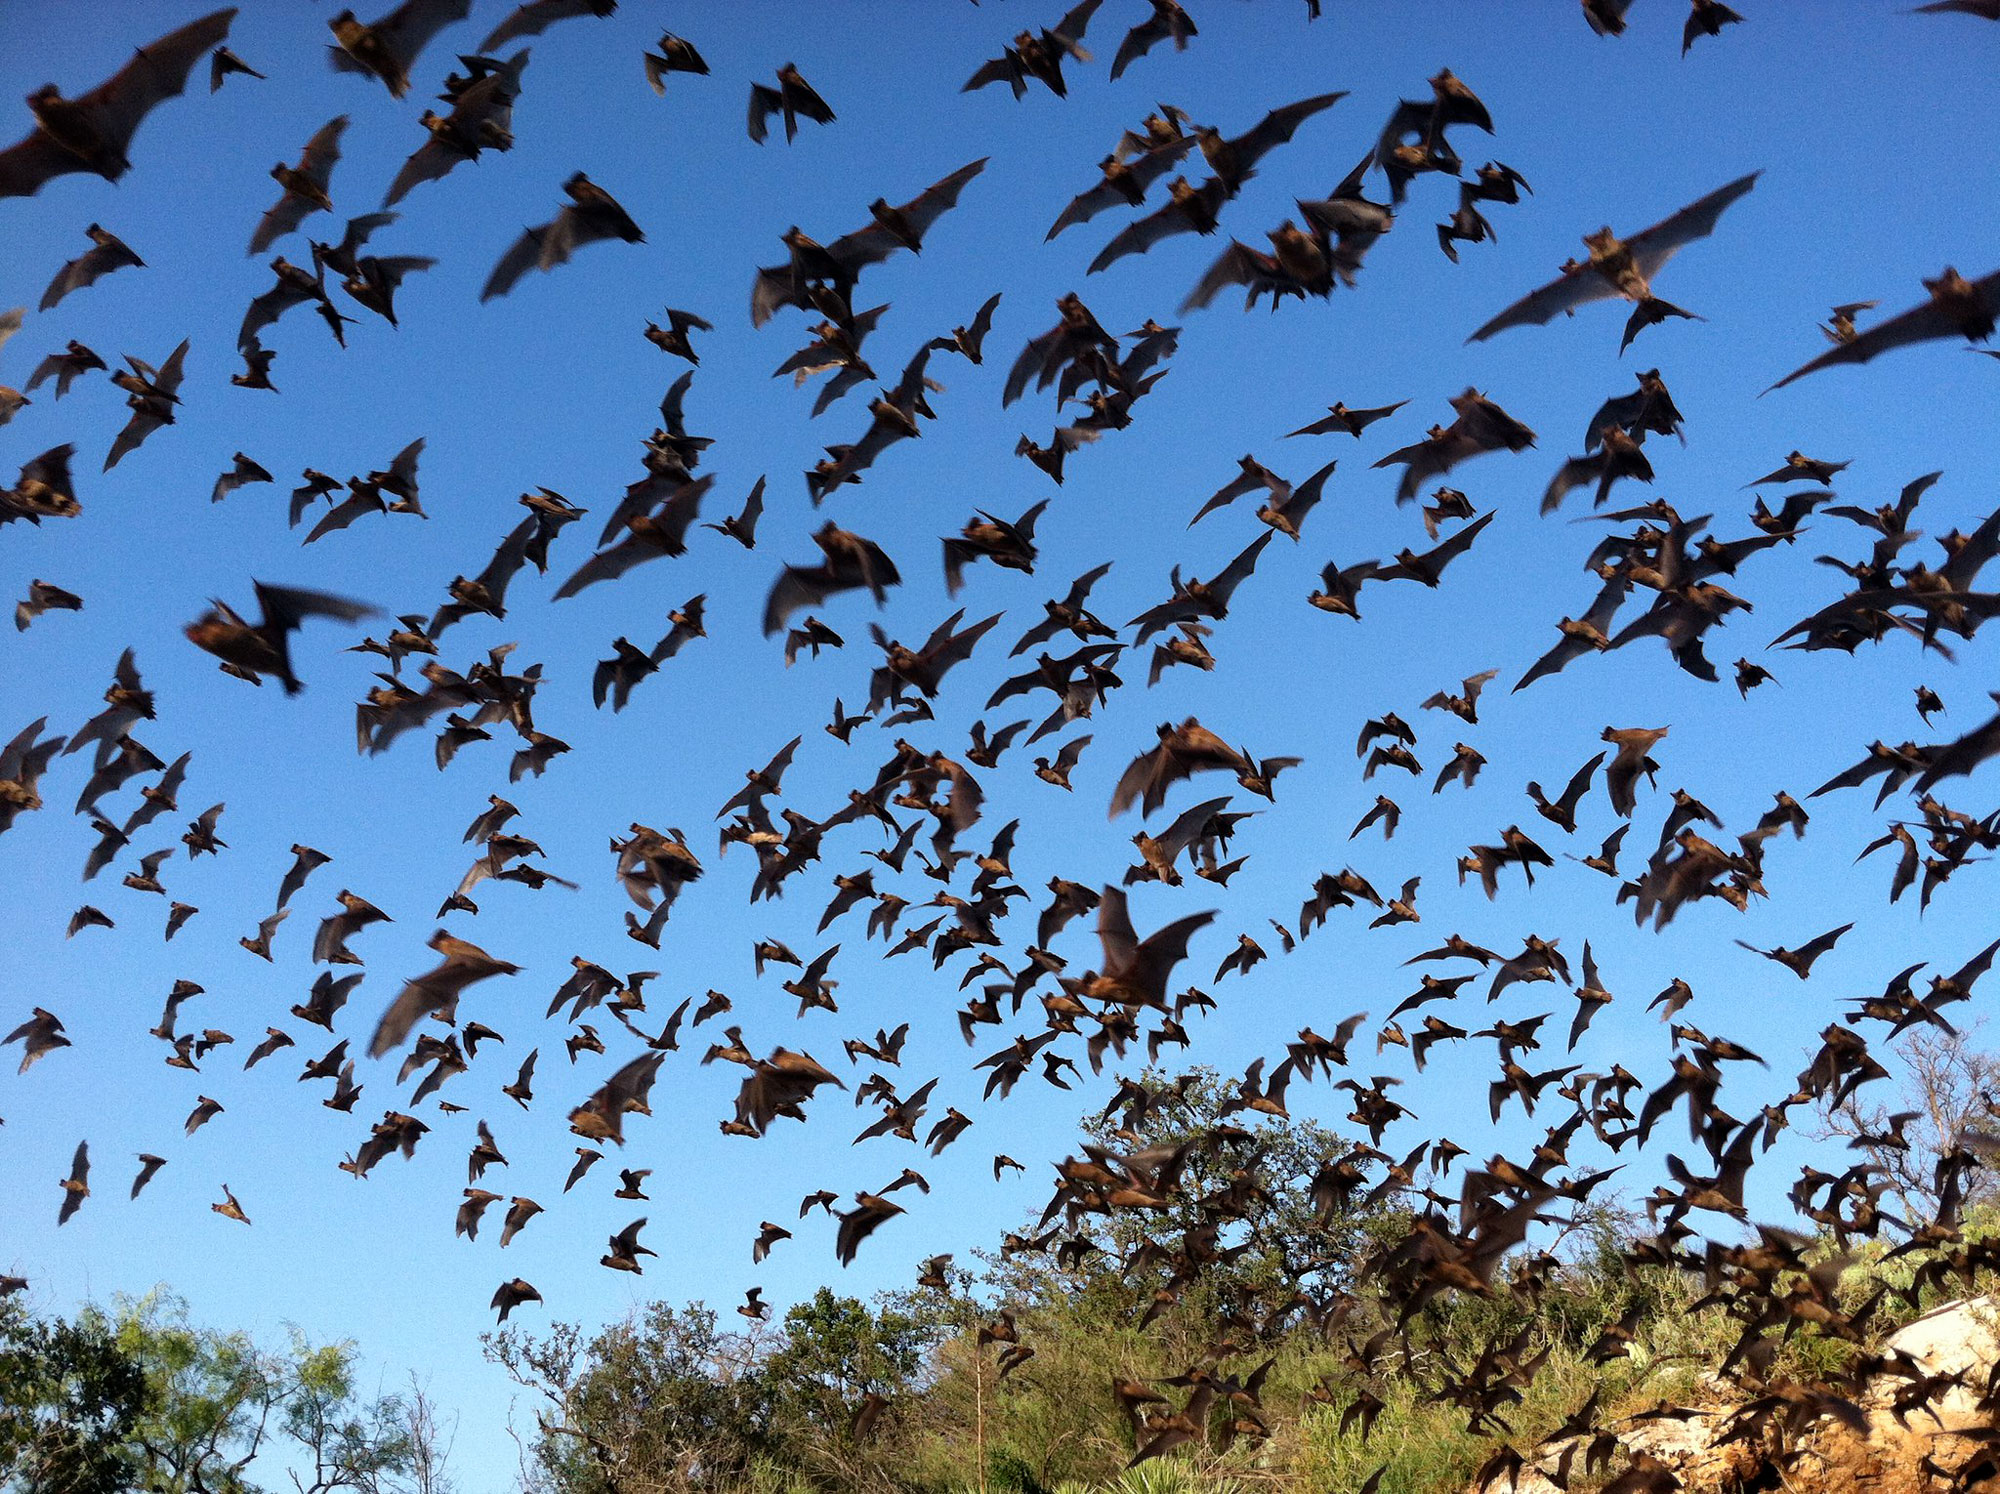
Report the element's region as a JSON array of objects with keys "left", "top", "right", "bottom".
[
  {"left": 0, "top": 1289, "right": 436, "bottom": 1494},
  {"left": 0, "top": 1296, "right": 151, "bottom": 1494}
]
